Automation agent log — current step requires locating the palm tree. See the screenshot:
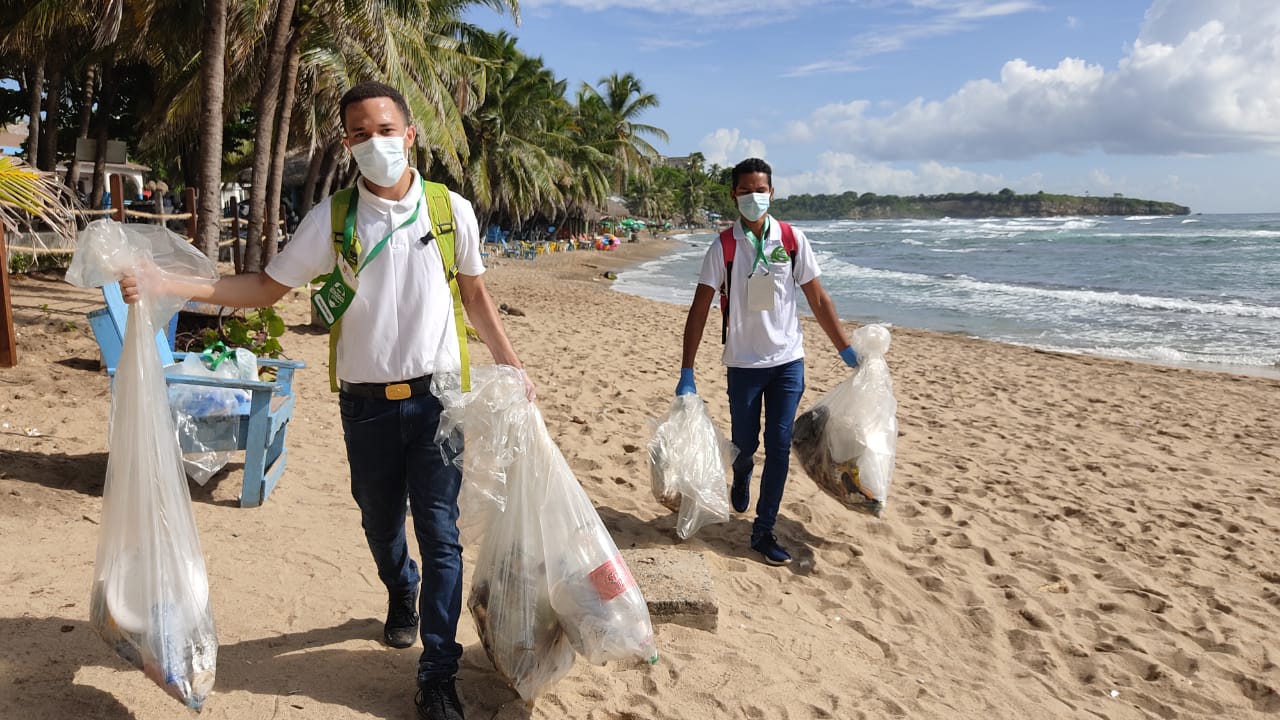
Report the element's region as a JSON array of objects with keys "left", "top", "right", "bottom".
[
  {"left": 454, "top": 32, "right": 572, "bottom": 230},
  {"left": 577, "top": 72, "right": 668, "bottom": 194},
  {"left": 195, "top": 0, "right": 230, "bottom": 259}
]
